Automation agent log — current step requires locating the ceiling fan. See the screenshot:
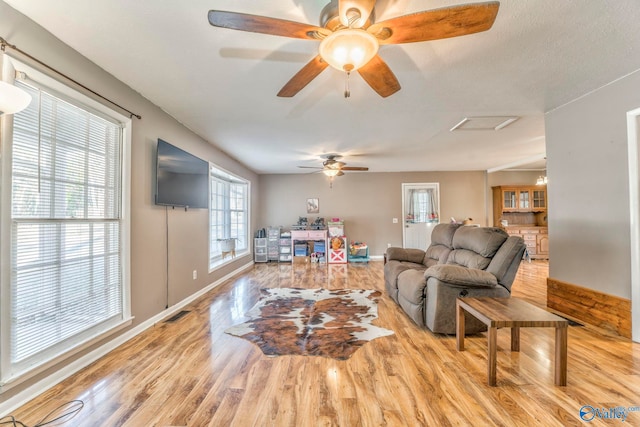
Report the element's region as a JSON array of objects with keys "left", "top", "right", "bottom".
[
  {"left": 298, "top": 154, "right": 369, "bottom": 177},
  {"left": 208, "top": 1, "right": 499, "bottom": 98}
]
